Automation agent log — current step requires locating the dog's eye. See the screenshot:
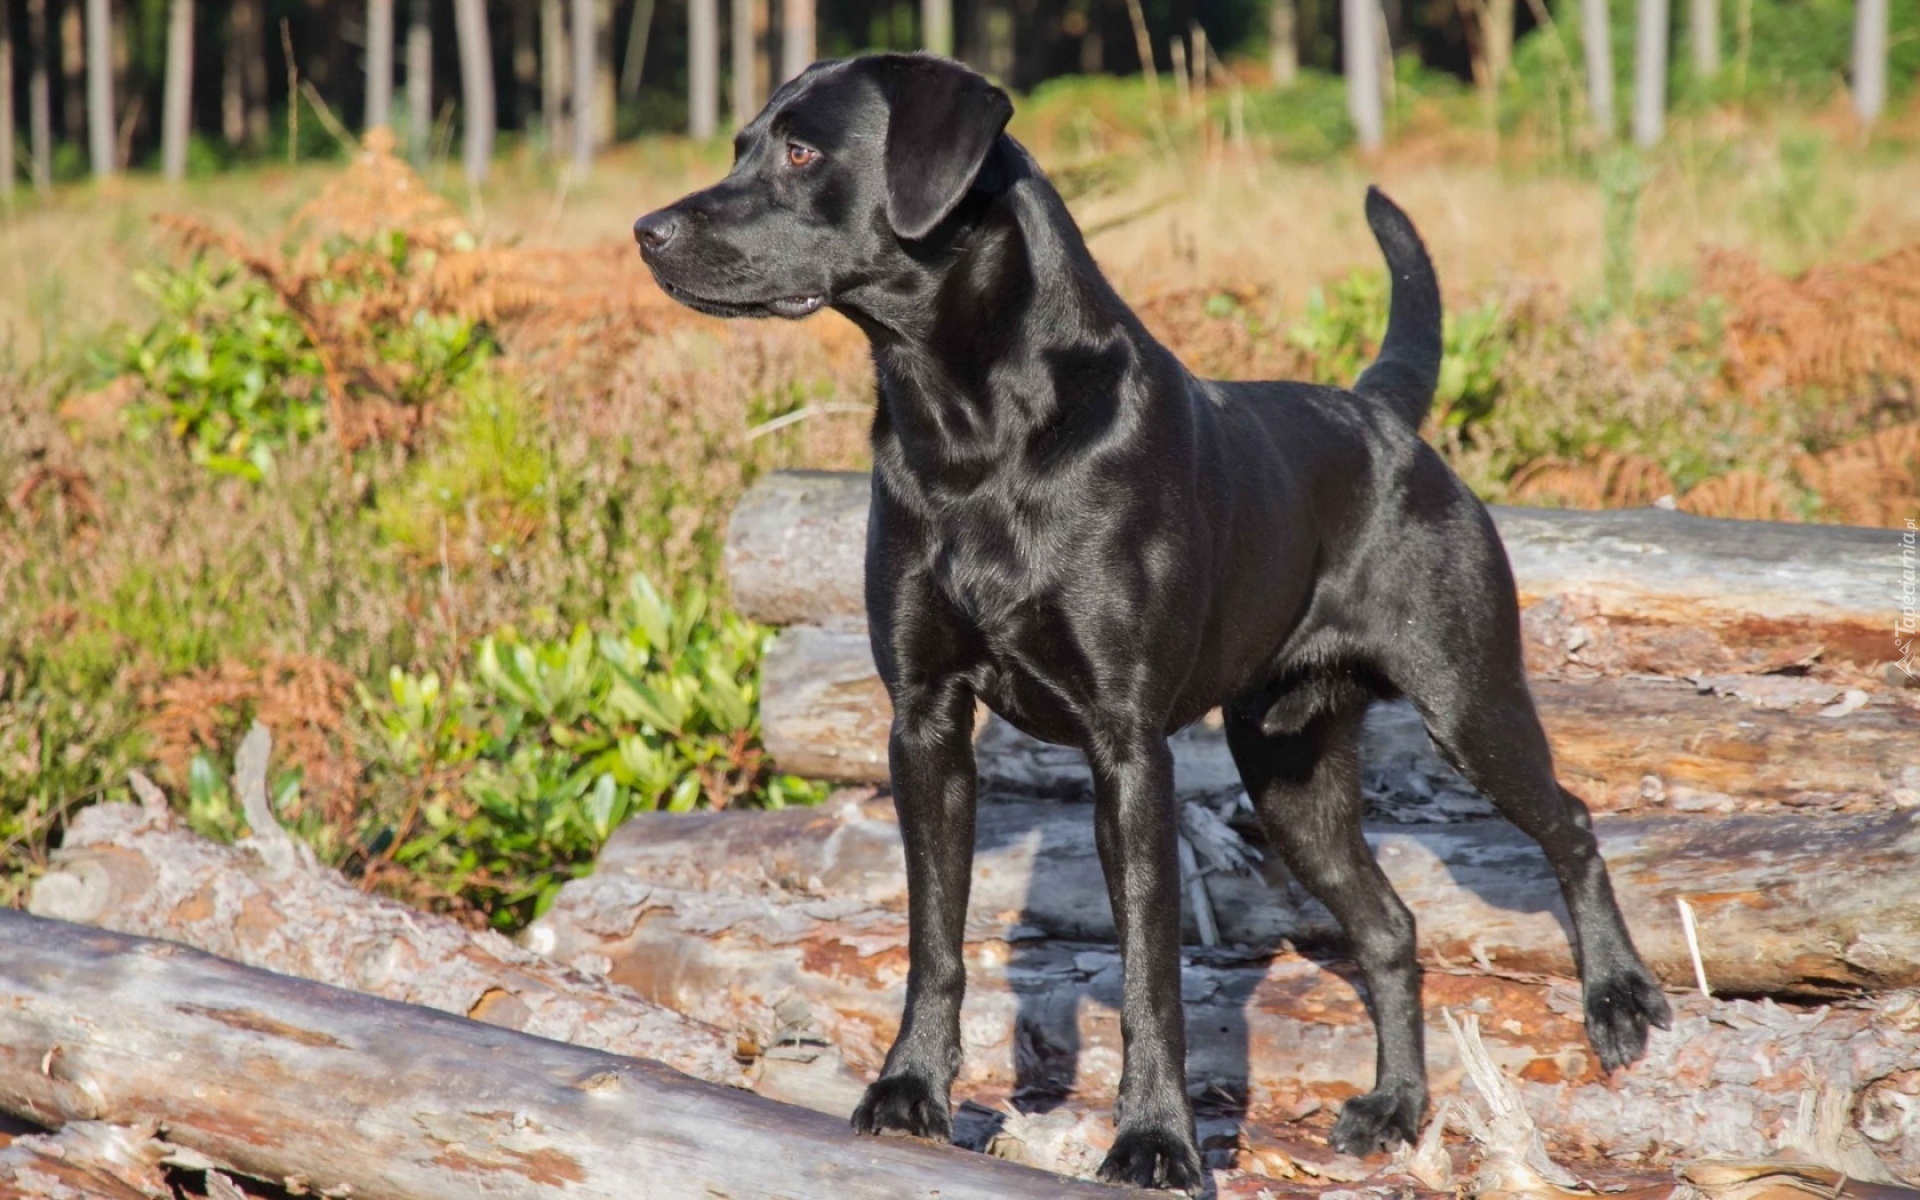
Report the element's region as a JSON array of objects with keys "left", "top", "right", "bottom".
[{"left": 785, "top": 142, "right": 820, "bottom": 169}]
